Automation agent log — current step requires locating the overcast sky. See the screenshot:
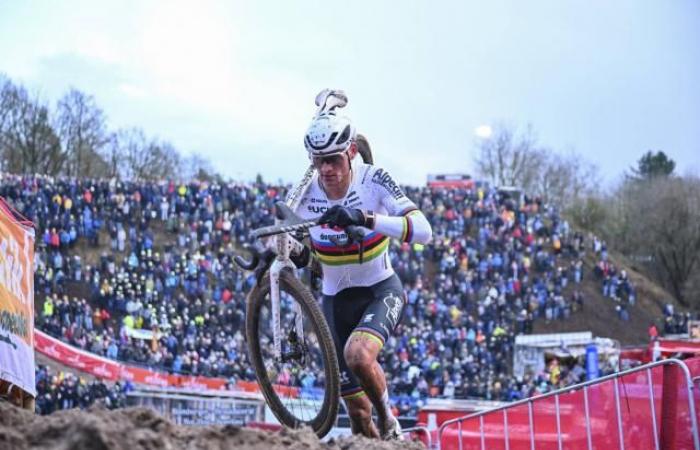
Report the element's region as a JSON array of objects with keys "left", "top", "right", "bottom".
[{"left": 1, "top": 0, "right": 698, "bottom": 185}]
